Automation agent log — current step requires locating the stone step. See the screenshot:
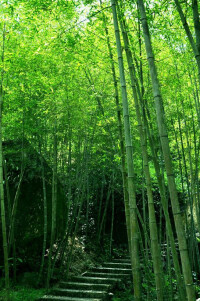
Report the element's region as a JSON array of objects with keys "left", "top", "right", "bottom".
[
  {"left": 102, "top": 262, "right": 131, "bottom": 269},
  {"left": 112, "top": 259, "right": 131, "bottom": 263},
  {"left": 52, "top": 288, "right": 107, "bottom": 299},
  {"left": 41, "top": 296, "right": 101, "bottom": 301},
  {"left": 91, "top": 267, "right": 132, "bottom": 274},
  {"left": 72, "top": 276, "right": 121, "bottom": 285},
  {"left": 59, "top": 282, "right": 110, "bottom": 291},
  {"left": 84, "top": 272, "right": 131, "bottom": 279},
  {"left": 40, "top": 257, "right": 131, "bottom": 300}
]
